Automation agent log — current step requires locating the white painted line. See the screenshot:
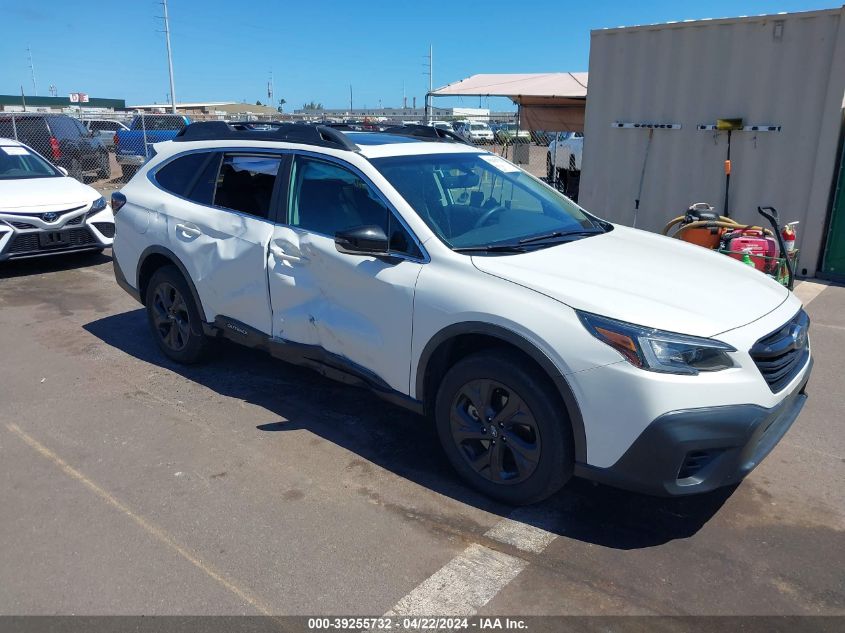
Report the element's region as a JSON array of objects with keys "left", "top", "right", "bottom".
[
  {"left": 376, "top": 508, "right": 560, "bottom": 623},
  {"left": 385, "top": 543, "right": 526, "bottom": 617},
  {"left": 484, "top": 507, "right": 558, "bottom": 554},
  {"left": 793, "top": 280, "right": 830, "bottom": 307}
]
